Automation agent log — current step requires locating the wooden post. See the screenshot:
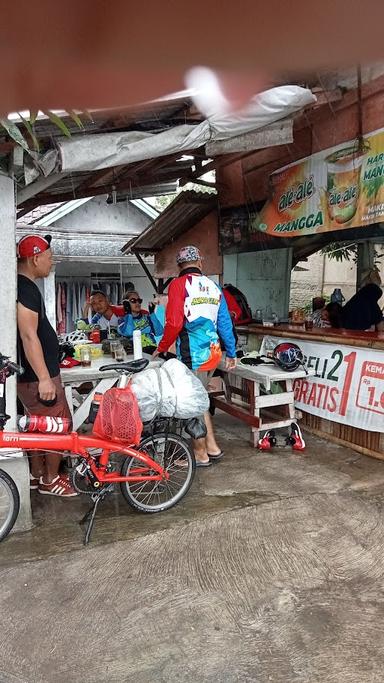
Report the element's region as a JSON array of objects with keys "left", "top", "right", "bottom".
[
  {"left": 136, "top": 253, "right": 158, "bottom": 292},
  {"left": 0, "top": 174, "right": 32, "bottom": 531}
]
